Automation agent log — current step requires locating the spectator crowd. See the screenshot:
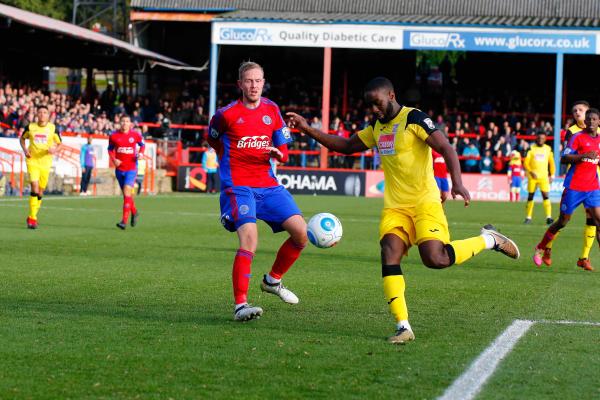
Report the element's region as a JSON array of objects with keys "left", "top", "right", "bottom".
[{"left": 0, "top": 79, "right": 573, "bottom": 174}]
